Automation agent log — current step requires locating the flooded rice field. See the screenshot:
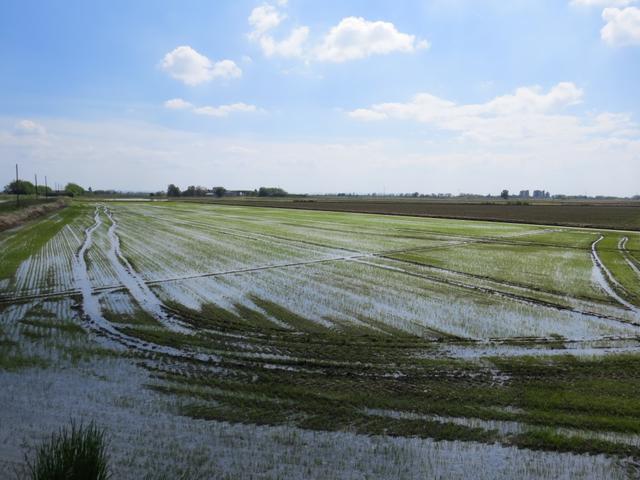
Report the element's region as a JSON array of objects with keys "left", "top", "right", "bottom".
[{"left": 1, "top": 201, "right": 640, "bottom": 478}]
